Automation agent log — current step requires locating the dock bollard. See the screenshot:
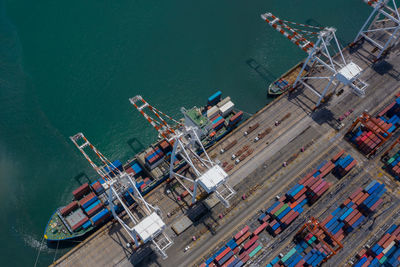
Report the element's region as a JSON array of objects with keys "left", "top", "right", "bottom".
[
  {"left": 242, "top": 194, "right": 246, "bottom": 200},
  {"left": 283, "top": 161, "right": 287, "bottom": 167}
]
